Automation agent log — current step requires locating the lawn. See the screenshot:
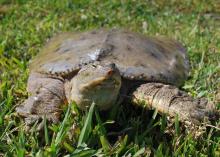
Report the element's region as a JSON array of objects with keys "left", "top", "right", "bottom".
[{"left": 0, "top": 0, "right": 219, "bottom": 156}]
